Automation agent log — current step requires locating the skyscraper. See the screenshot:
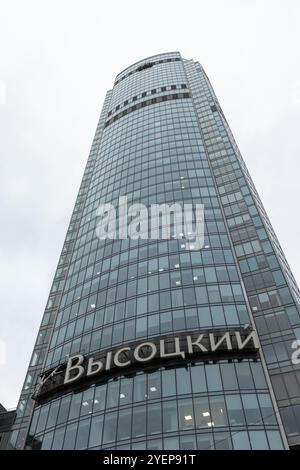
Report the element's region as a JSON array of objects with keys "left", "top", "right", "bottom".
[
  {"left": 10, "top": 52, "right": 300, "bottom": 450},
  {"left": 0, "top": 404, "right": 16, "bottom": 450}
]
